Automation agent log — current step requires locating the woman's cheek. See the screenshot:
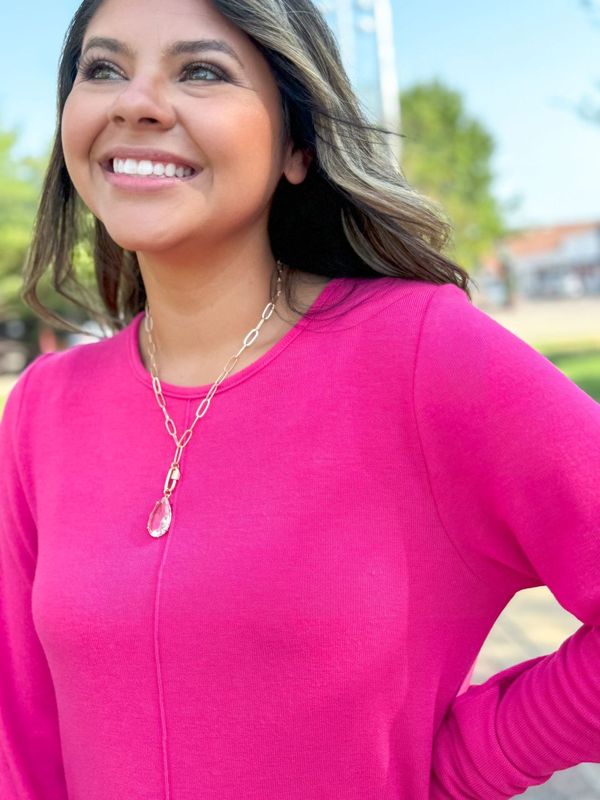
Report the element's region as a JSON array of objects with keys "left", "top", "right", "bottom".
[
  {"left": 61, "top": 98, "right": 84, "bottom": 186},
  {"left": 60, "top": 97, "right": 96, "bottom": 212}
]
